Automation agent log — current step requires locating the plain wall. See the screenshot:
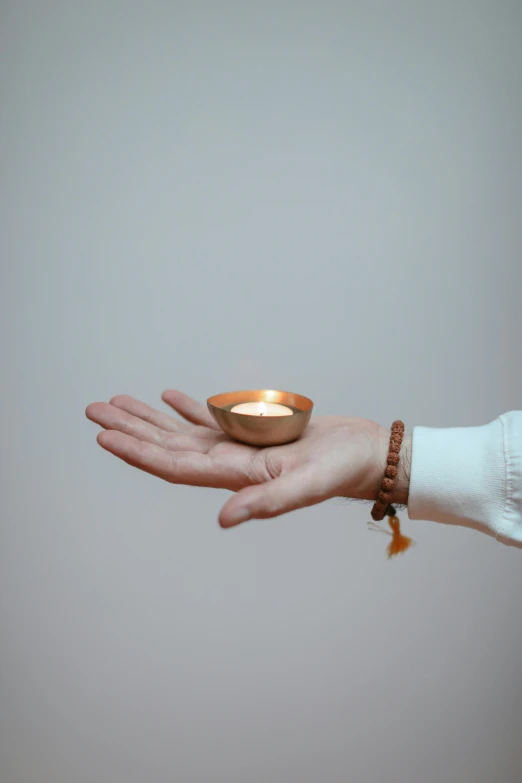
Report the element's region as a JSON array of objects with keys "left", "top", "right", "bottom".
[{"left": 1, "top": 2, "right": 521, "bottom": 782}]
